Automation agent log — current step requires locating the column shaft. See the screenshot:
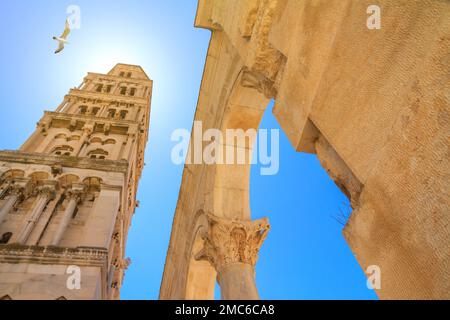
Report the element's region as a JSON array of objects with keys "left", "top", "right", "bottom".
[
  {"left": 0, "top": 195, "right": 18, "bottom": 223},
  {"left": 51, "top": 197, "right": 78, "bottom": 246},
  {"left": 16, "top": 195, "right": 49, "bottom": 244},
  {"left": 218, "top": 263, "right": 259, "bottom": 300}
]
